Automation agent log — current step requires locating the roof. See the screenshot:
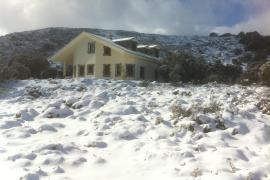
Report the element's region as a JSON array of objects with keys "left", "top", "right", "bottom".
[
  {"left": 112, "top": 37, "right": 137, "bottom": 42},
  {"left": 51, "top": 32, "right": 160, "bottom": 64}
]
